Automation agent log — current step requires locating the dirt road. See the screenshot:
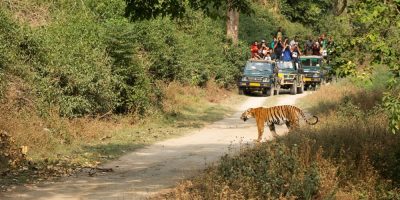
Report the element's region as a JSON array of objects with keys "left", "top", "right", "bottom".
[{"left": 2, "top": 92, "right": 309, "bottom": 200}]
